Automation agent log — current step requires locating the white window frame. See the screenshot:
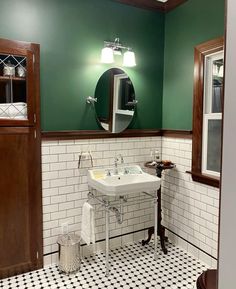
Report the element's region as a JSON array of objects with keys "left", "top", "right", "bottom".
[
  {"left": 202, "top": 113, "right": 222, "bottom": 177},
  {"left": 202, "top": 51, "right": 223, "bottom": 177}
]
